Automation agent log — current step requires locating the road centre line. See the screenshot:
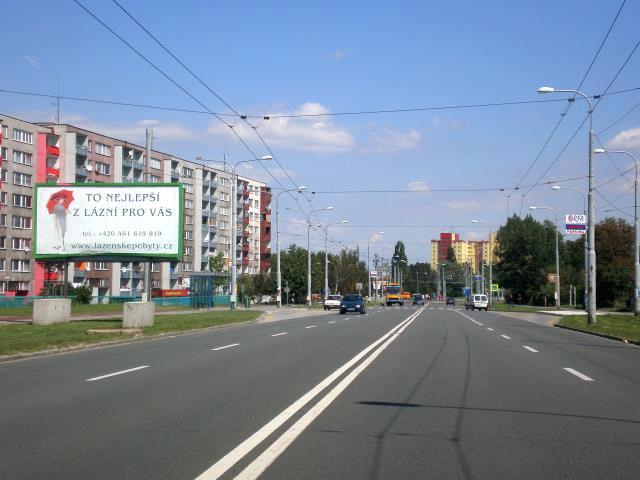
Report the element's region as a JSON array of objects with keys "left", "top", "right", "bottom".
[
  {"left": 477, "top": 322, "right": 484, "bottom": 326},
  {"left": 195, "top": 308, "right": 424, "bottom": 480},
  {"left": 305, "top": 325, "right": 316, "bottom": 329},
  {"left": 487, "top": 327, "right": 494, "bottom": 331},
  {"left": 501, "top": 334, "right": 511, "bottom": 340},
  {"left": 328, "top": 321, "right": 336, "bottom": 324},
  {"left": 85, "top": 365, "right": 149, "bottom": 382},
  {"left": 563, "top": 368, "right": 594, "bottom": 381},
  {"left": 523, "top": 346, "right": 538, "bottom": 353},
  {"left": 271, "top": 332, "right": 288, "bottom": 337},
  {"left": 212, "top": 344, "right": 240, "bottom": 351}
]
